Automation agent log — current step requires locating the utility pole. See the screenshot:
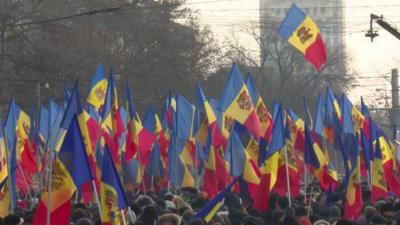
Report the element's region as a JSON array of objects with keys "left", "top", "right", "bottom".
[{"left": 391, "top": 68, "right": 399, "bottom": 128}]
